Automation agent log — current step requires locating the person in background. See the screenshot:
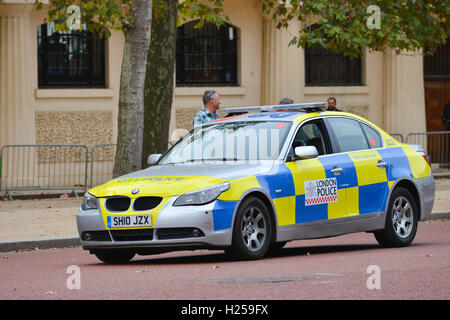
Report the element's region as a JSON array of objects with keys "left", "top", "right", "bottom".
[
  {"left": 327, "top": 97, "right": 340, "bottom": 111},
  {"left": 279, "top": 98, "right": 294, "bottom": 105},
  {"left": 193, "top": 90, "right": 221, "bottom": 127},
  {"left": 278, "top": 98, "right": 294, "bottom": 112},
  {"left": 442, "top": 102, "right": 450, "bottom": 130}
]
